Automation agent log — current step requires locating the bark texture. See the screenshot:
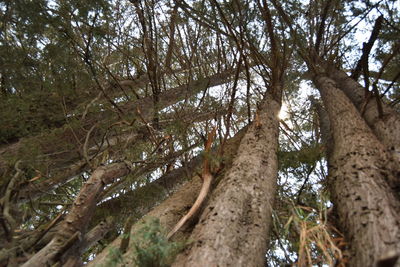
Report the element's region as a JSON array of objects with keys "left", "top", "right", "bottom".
[
  {"left": 171, "top": 92, "right": 280, "bottom": 267},
  {"left": 325, "top": 65, "right": 400, "bottom": 162},
  {"left": 18, "top": 143, "right": 191, "bottom": 266},
  {"left": 87, "top": 176, "right": 203, "bottom": 267},
  {"left": 21, "top": 163, "right": 130, "bottom": 267},
  {"left": 314, "top": 74, "right": 400, "bottom": 267},
  {"left": 86, "top": 126, "right": 246, "bottom": 266}
]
